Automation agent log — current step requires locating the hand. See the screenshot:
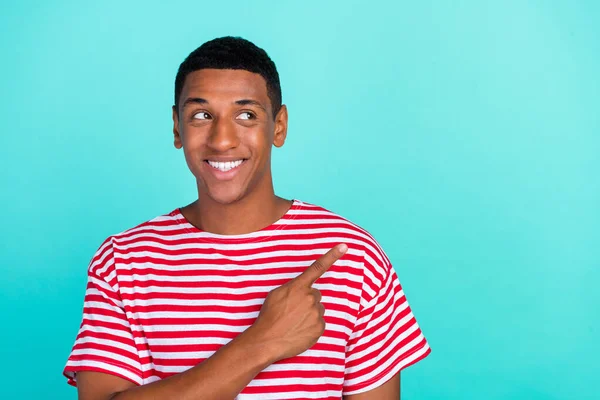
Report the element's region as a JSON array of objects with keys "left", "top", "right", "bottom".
[{"left": 247, "top": 243, "right": 349, "bottom": 363}]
